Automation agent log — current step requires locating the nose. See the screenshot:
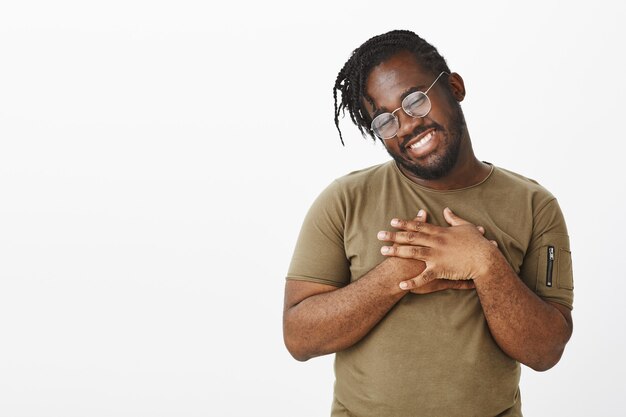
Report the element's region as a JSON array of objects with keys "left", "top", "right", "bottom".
[{"left": 395, "top": 109, "right": 426, "bottom": 140}]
